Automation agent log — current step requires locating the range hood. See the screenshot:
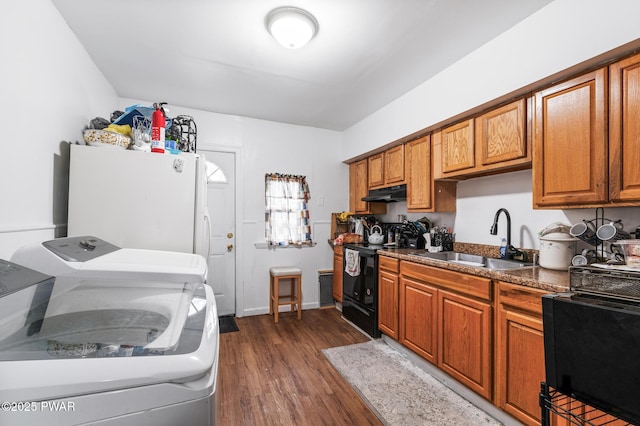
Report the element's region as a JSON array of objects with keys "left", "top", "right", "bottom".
[{"left": 361, "top": 184, "right": 407, "bottom": 202}]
